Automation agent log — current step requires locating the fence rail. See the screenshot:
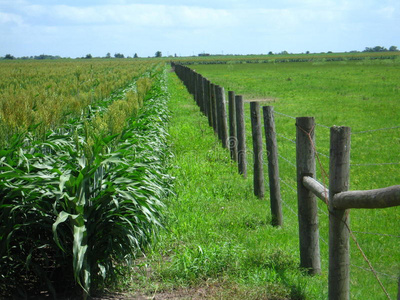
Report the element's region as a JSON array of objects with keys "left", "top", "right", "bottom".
[{"left": 171, "top": 62, "right": 400, "bottom": 300}]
